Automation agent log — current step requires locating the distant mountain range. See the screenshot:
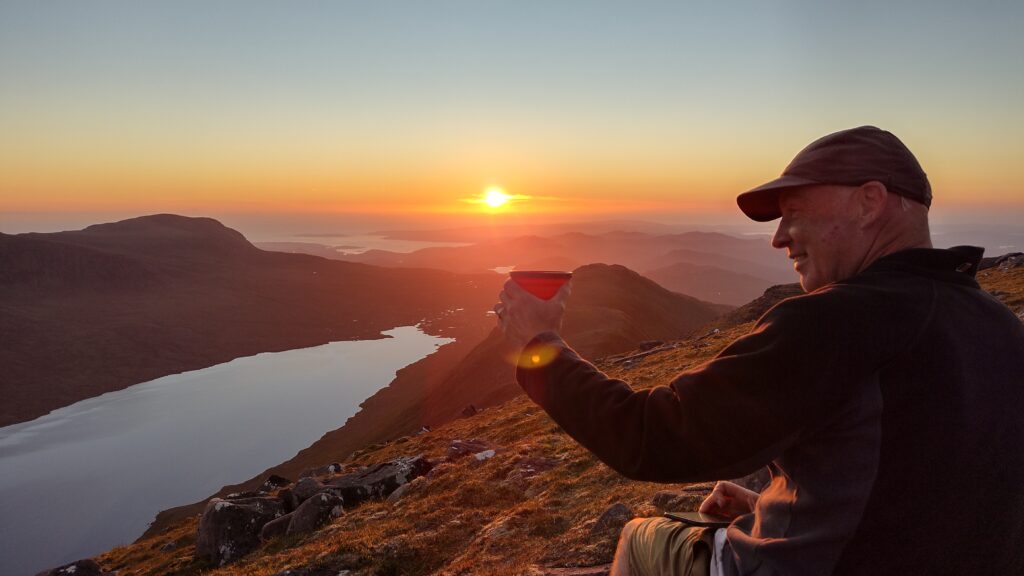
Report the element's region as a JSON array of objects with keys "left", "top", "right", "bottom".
[{"left": 258, "top": 228, "right": 796, "bottom": 306}]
